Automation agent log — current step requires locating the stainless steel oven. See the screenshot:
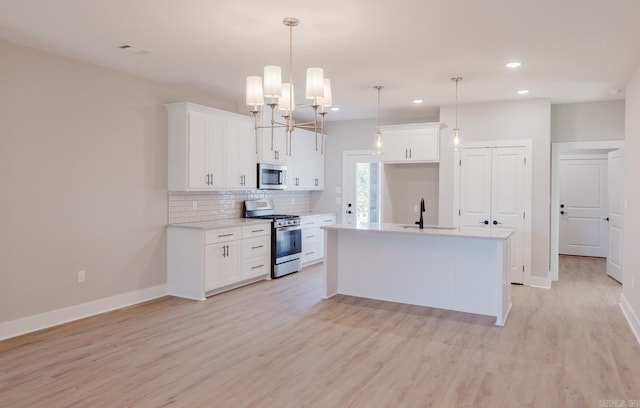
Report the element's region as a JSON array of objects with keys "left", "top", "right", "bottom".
[
  {"left": 274, "top": 222, "right": 302, "bottom": 278},
  {"left": 258, "top": 163, "right": 287, "bottom": 190},
  {"left": 244, "top": 199, "right": 301, "bottom": 278}
]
